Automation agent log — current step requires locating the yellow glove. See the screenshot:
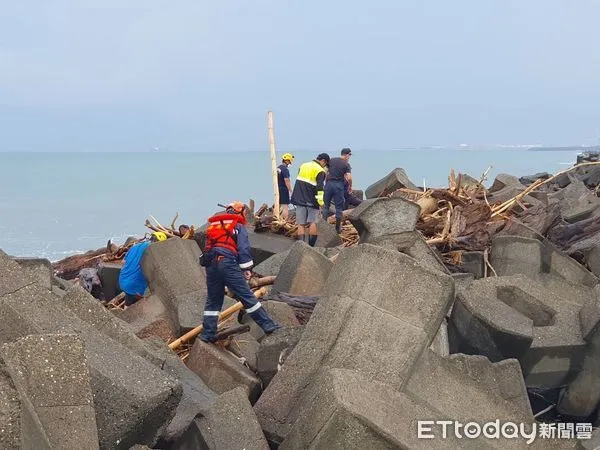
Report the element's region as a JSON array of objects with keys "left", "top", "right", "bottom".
[{"left": 316, "top": 191, "right": 324, "bottom": 207}]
